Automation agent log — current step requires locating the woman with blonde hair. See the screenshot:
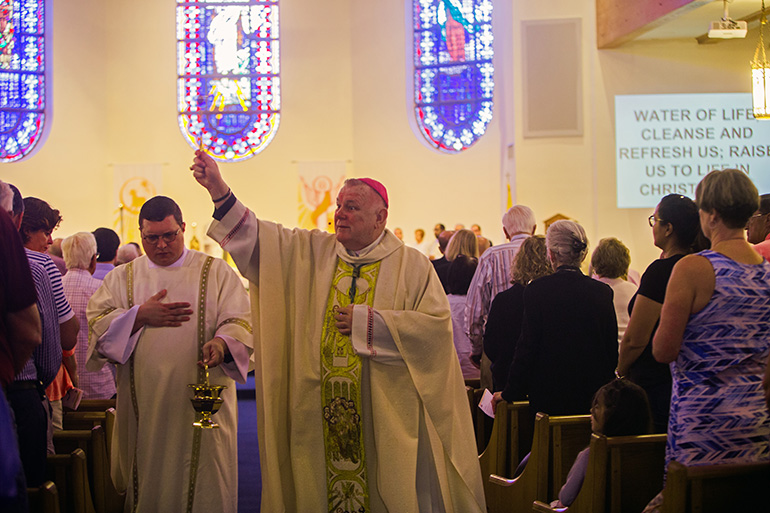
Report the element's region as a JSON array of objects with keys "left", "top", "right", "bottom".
[
  {"left": 444, "top": 228, "right": 479, "bottom": 262},
  {"left": 483, "top": 235, "right": 552, "bottom": 391}
]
